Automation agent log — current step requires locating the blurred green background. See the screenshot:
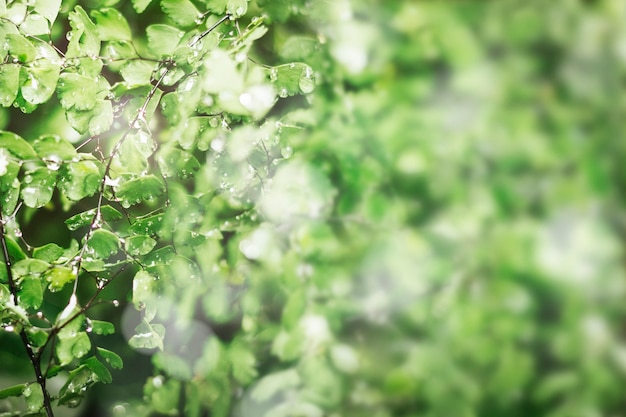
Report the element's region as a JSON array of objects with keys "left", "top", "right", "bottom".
[{"left": 2, "top": 0, "right": 626, "bottom": 416}]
